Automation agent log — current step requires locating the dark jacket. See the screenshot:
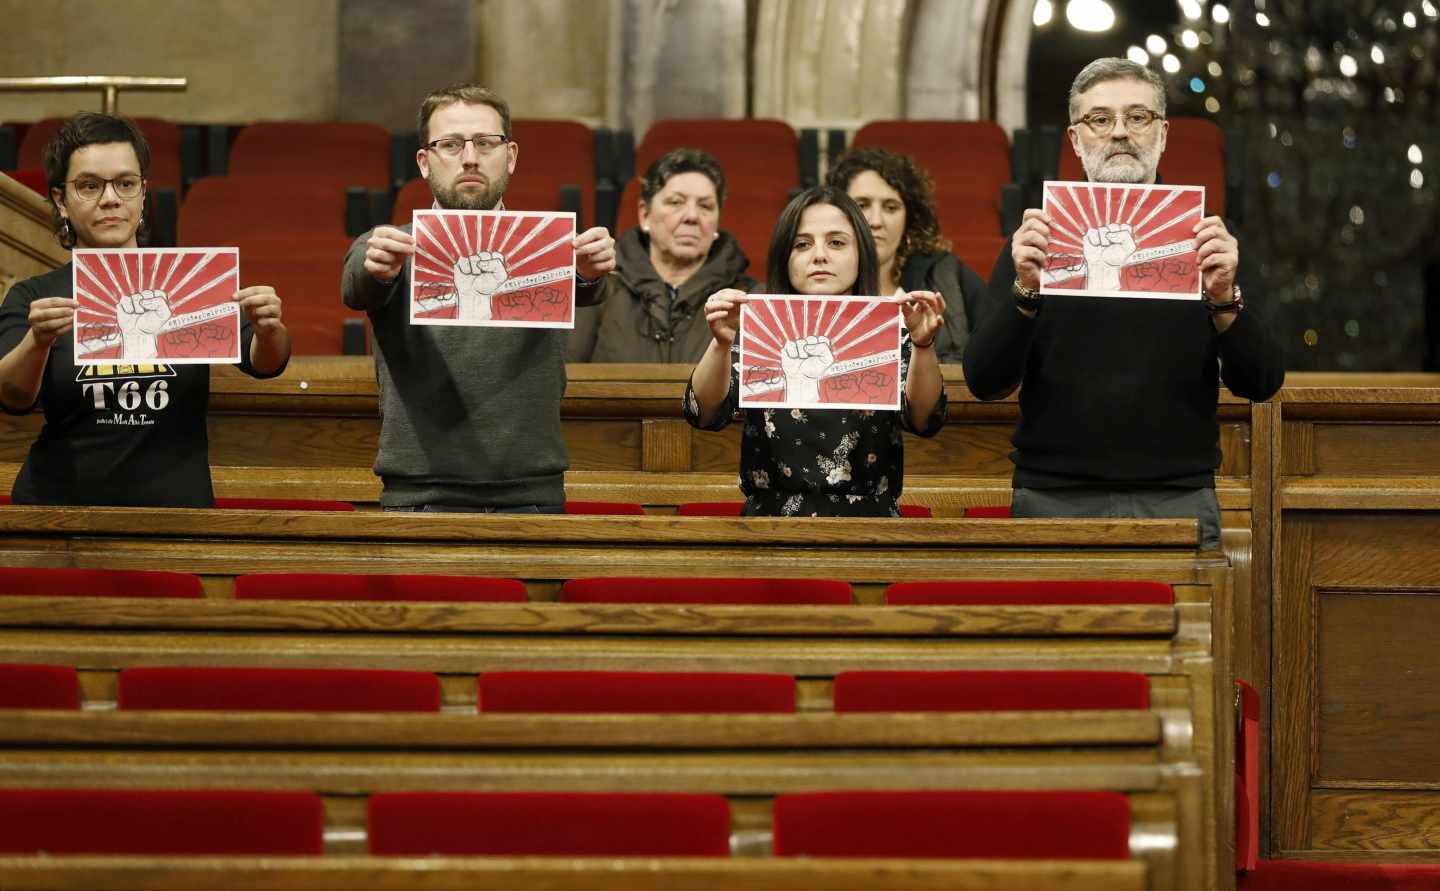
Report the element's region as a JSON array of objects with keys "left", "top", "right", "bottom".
[
  {"left": 568, "top": 227, "right": 759, "bottom": 363},
  {"left": 899, "top": 251, "right": 985, "bottom": 365}
]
